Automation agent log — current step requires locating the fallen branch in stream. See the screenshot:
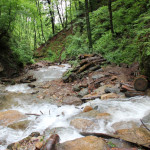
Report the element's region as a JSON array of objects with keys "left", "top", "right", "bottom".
[
  {"left": 25, "top": 113, "right": 41, "bottom": 116},
  {"left": 40, "top": 111, "right": 44, "bottom": 115},
  {"left": 80, "top": 132, "right": 150, "bottom": 149},
  {"left": 140, "top": 119, "right": 150, "bottom": 132}
]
